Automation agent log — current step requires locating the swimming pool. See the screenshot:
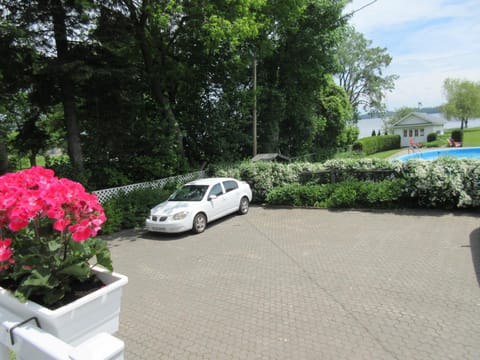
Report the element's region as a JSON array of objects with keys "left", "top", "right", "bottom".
[{"left": 394, "top": 147, "right": 480, "bottom": 161}]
